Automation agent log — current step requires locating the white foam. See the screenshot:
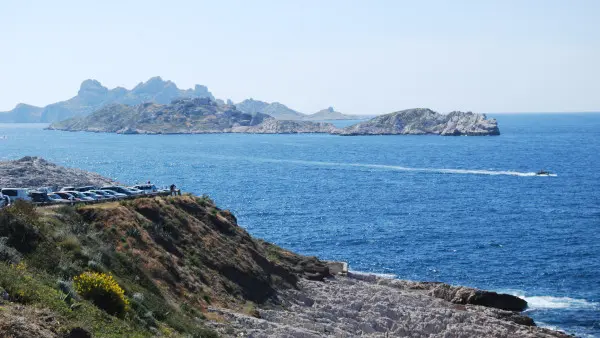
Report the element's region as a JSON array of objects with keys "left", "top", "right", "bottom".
[
  {"left": 504, "top": 290, "right": 596, "bottom": 310},
  {"left": 348, "top": 270, "right": 397, "bottom": 279}
]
